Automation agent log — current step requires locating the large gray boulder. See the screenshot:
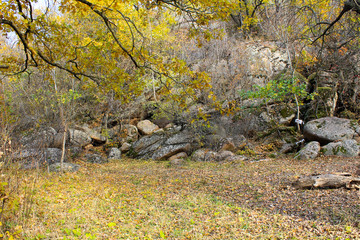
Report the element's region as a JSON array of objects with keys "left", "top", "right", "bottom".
[
  {"left": 15, "top": 148, "right": 65, "bottom": 169},
  {"left": 295, "top": 141, "right": 321, "bottom": 160},
  {"left": 131, "top": 133, "right": 166, "bottom": 159},
  {"left": 322, "top": 139, "right": 360, "bottom": 157},
  {"left": 303, "top": 117, "right": 360, "bottom": 144},
  {"left": 131, "top": 129, "right": 198, "bottom": 160},
  {"left": 20, "top": 127, "right": 57, "bottom": 148},
  {"left": 69, "top": 129, "right": 92, "bottom": 147},
  {"left": 80, "top": 125, "right": 107, "bottom": 145}
]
